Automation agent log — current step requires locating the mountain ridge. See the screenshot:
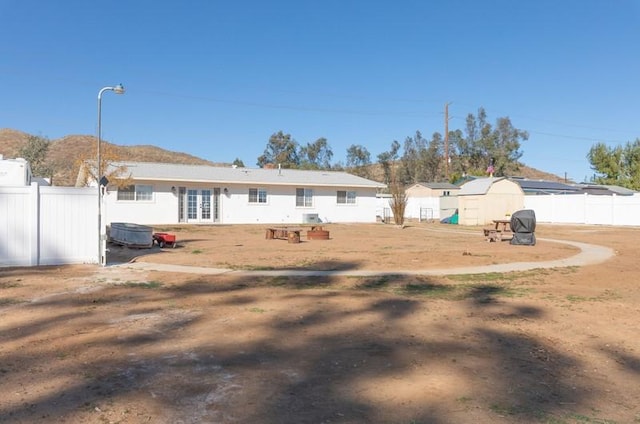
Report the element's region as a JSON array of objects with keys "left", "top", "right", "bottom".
[{"left": 0, "top": 128, "right": 567, "bottom": 186}]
